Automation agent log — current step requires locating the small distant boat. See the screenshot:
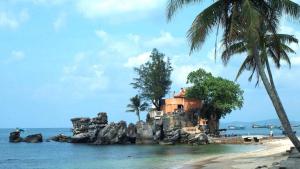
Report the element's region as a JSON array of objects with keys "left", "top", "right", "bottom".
[
  {"left": 227, "top": 125, "right": 245, "bottom": 130},
  {"left": 292, "top": 124, "right": 300, "bottom": 128},
  {"left": 267, "top": 125, "right": 281, "bottom": 129},
  {"left": 252, "top": 124, "right": 281, "bottom": 129},
  {"left": 252, "top": 124, "right": 268, "bottom": 128}
]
